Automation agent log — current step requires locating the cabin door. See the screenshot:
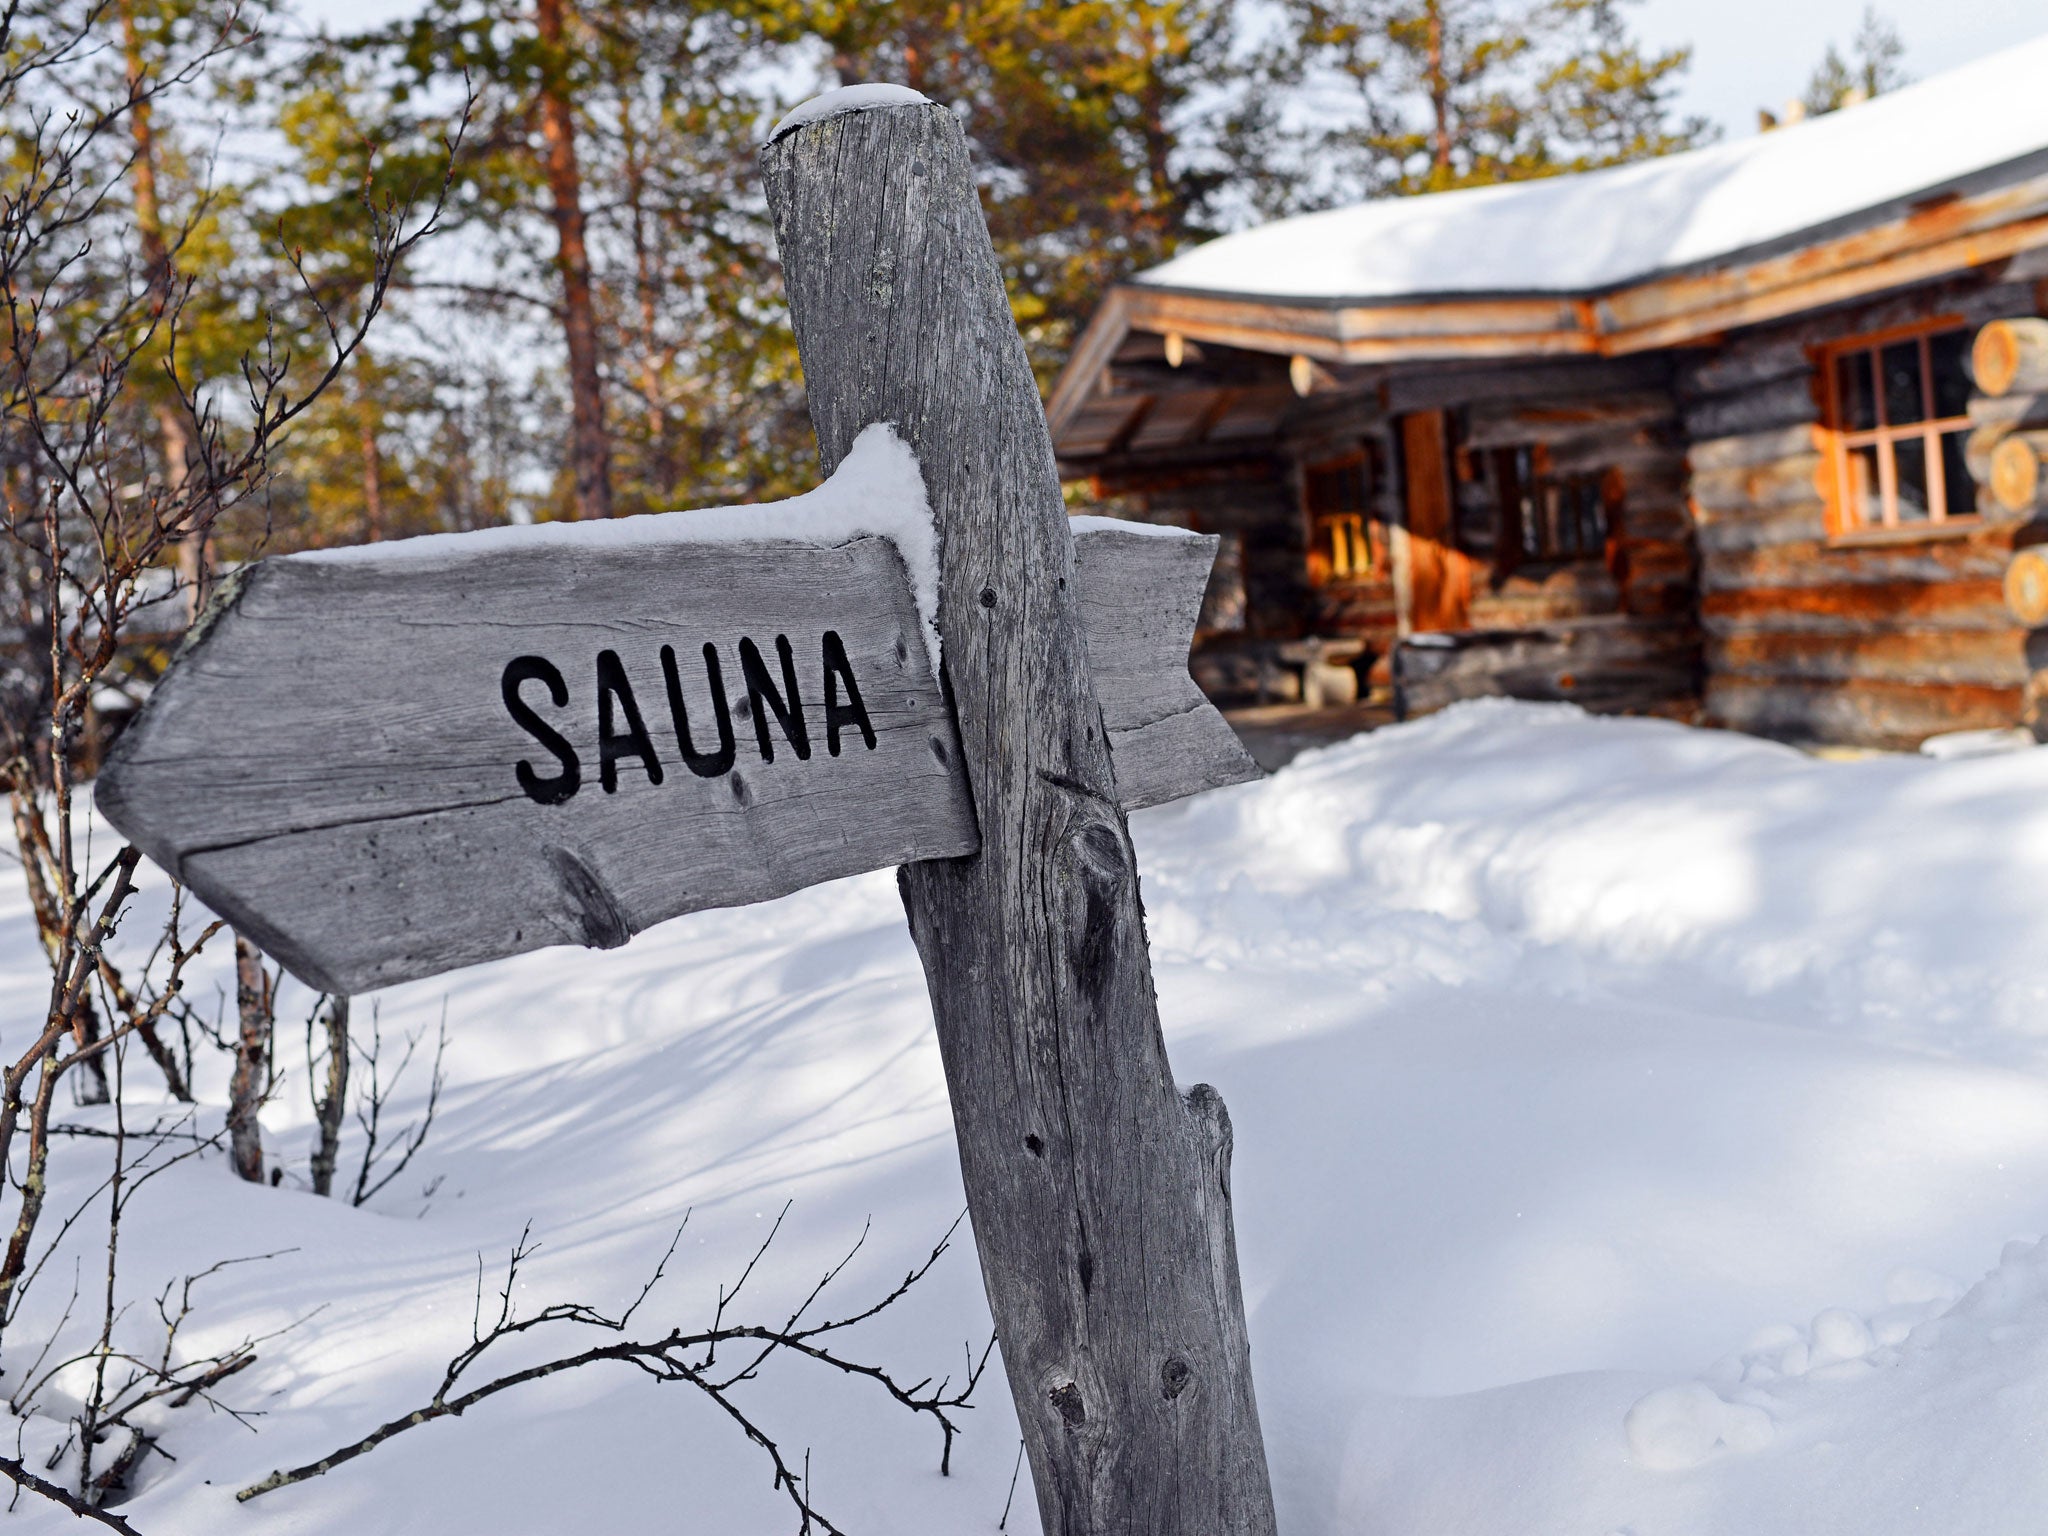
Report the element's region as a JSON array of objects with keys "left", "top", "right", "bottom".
[{"left": 1400, "top": 410, "right": 1472, "bottom": 632}]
